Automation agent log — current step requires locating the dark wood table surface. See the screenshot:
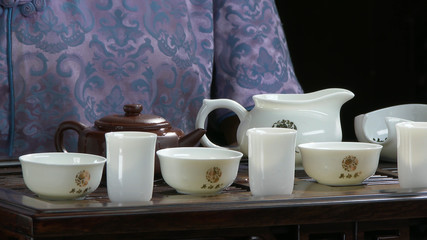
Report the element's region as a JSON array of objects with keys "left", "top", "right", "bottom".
[{"left": 1, "top": 157, "right": 427, "bottom": 240}]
